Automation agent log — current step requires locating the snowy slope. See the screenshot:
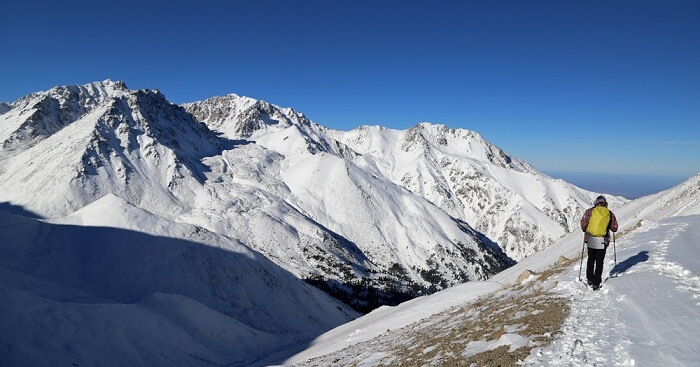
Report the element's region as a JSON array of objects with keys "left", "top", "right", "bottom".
[
  {"left": 279, "top": 173, "right": 700, "bottom": 366},
  {"left": 184, "top": 94, "right": 515, "bottom": 310},
  {"left": 617, "top": 172, "right": 700, "bottom": 224},
  {"left": 333, "top": 123, "right": 627, "bottom": 260},
  {"left": 0, "top": 80, "right": 228, "bottom": 217},
  {"left": 524, "top": 215, "right": 700, "bottom": 366},
  {"left": 0, "top": 194, "right": 358, "bottom": 366}
]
